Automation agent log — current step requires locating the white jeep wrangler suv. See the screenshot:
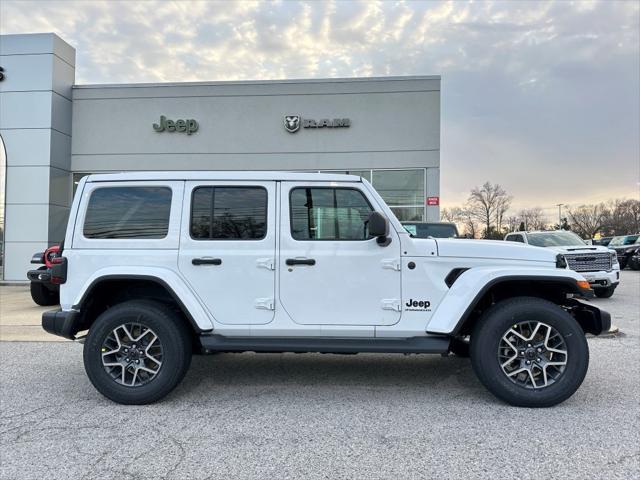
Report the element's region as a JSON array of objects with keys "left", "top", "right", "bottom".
[{"left": 43, "top": 172, "right": 610, "bottom": 407}]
